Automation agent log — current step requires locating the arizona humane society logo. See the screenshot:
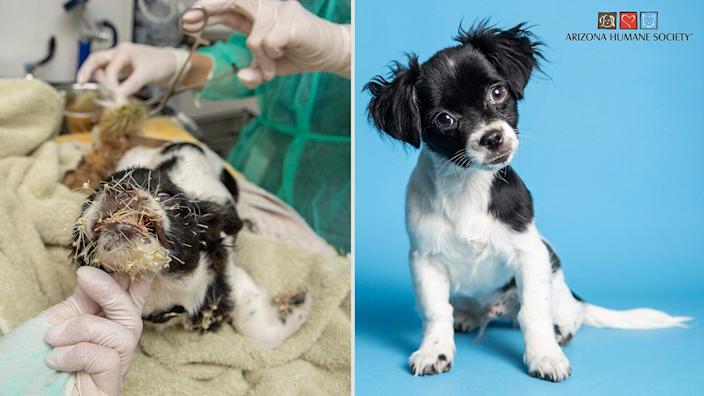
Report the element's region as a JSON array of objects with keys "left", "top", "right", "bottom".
[
  {"left": 619, "top": 12, "right": 638, "bottom": 29},
  {"left": 597, "top": 12, "right": 617, "bottom": 29},
  {"left": 640, "top": 12, "right": 658, "bottom": 29},
  {"left": 567, "top": 11, "right": 693, "bottom": 42},
  {"left": 598, "top": 11, "right": 653, "bottom": 30}
]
